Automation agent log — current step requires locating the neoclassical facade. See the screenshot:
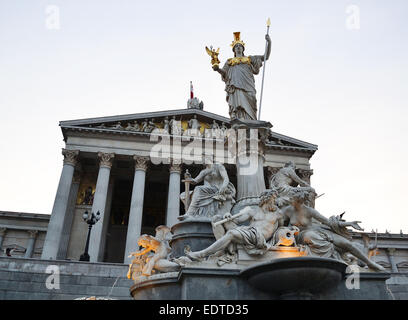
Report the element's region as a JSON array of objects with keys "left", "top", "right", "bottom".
[{"left": 40, "top": 107, "right": 317, "bottom": 264}]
